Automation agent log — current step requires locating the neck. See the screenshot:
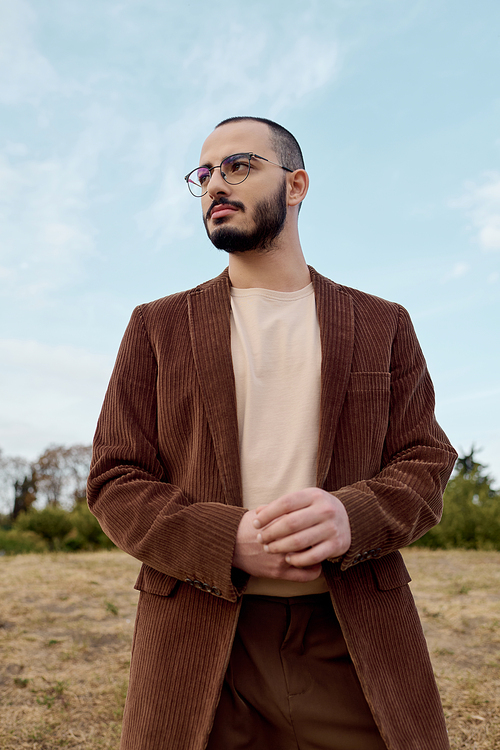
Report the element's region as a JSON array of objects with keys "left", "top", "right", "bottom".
[{"left": 227, "top": 234, "right": 310, "bottom": 292}]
